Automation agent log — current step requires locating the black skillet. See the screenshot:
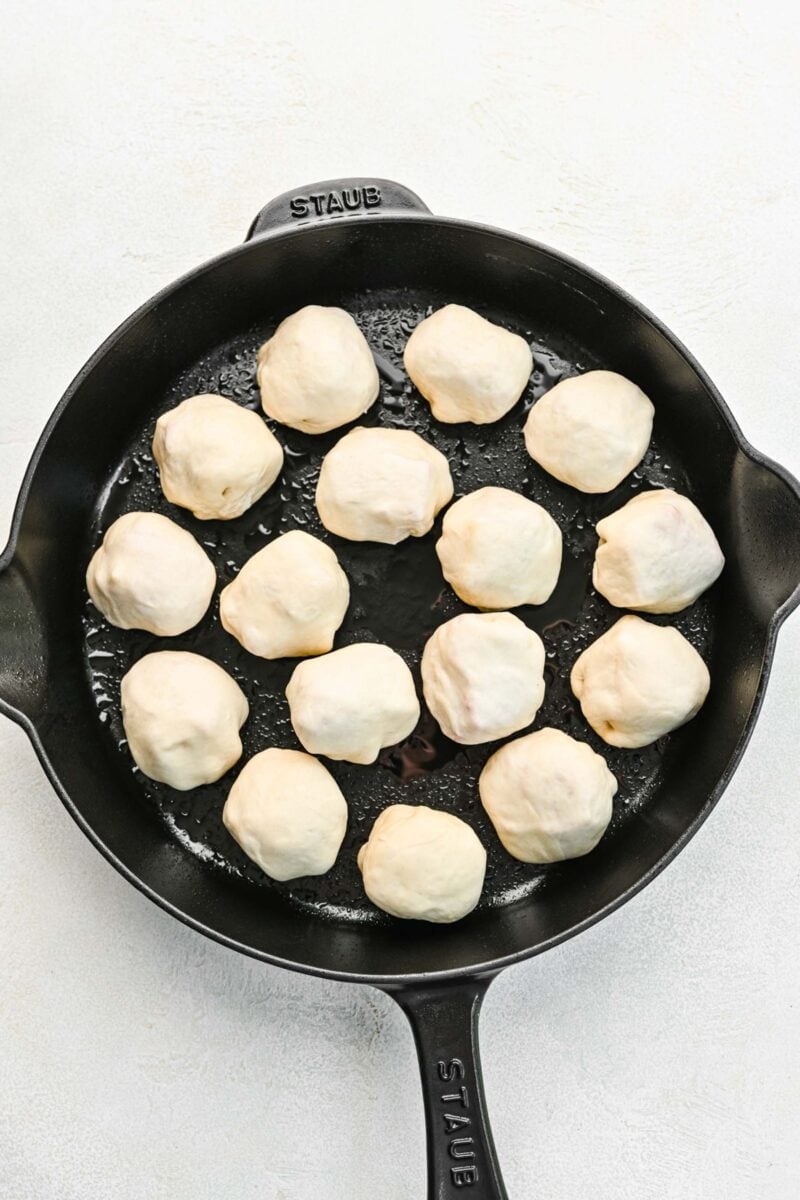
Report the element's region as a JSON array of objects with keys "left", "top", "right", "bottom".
[{"left": 2, "top": 178, "right": 800, "bottom": 1198}]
